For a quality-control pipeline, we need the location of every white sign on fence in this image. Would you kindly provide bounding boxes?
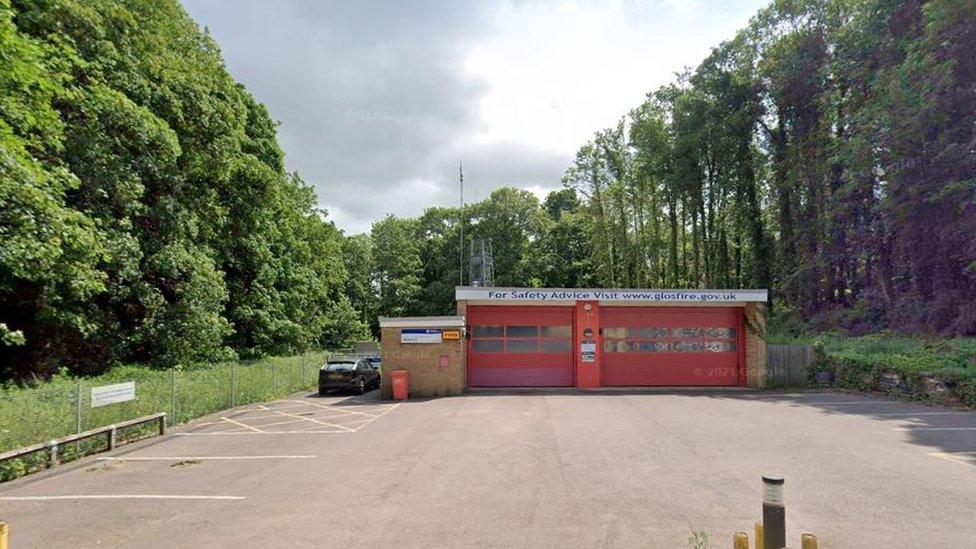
[91,381,136,408]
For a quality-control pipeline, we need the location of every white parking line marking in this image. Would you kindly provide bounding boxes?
[353,402,403,431]
[280,399,387,418]
[97,455,315,461]
[174,431,351,435]
[0,495,245,501]
[220,416,264,433]
[258,406,356,432]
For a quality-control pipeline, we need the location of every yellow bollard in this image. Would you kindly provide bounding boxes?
[733,532,749,549]
[754,522,764,549]
[0,522,9,549]
[801,533,818,549]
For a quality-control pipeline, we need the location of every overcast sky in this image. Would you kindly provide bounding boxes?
[182,0,767,235]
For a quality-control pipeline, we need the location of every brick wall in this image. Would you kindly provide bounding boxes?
[744,302,768,388]
[380,327,465,398]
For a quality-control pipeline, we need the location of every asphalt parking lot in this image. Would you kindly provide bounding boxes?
[1,389,975,548]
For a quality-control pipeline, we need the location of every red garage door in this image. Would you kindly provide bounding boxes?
[601,307,742,386]
[468,306,574,387]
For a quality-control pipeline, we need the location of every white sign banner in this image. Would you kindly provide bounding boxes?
[91,382,136,408]
[456,287,767,303]
[401,329,443,344]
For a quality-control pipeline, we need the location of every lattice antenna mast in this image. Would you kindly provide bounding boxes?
[469,238,495,287]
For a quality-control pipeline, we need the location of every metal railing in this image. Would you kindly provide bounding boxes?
[0,413,165,469]
[0,351,331,481]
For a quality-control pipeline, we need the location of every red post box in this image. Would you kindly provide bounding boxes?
[391,370,409,400]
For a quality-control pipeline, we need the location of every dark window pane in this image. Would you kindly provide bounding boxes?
[638,327,669,339]
[506,339,537,353]
[603,327,628,339]
[540,339,571,353]
[473,325,503,338]
[506,325,538,338]
[673,340,704,352]
[540,325,571,338]
[704,341,737,352]
[672,327,702,339]
[704,327,736,339]
[472,340,503,352]
[639,341,669,352]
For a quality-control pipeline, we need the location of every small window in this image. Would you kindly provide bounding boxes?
[506,326,538,338]
[540,325,571,338]
[506,339,537,353]
[604,340,636,353]
[672,327,702,339]
[638,327,669,339]
[704,327,736,339]
[473,325,503,338]
[639,341,669,352]
[673,340,704,352]
[603,327,629,339]
[473,340,503,352]
[704,341,737,352]
[540,339,571,353]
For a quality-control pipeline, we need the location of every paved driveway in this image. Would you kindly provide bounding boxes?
[1,390,975,548]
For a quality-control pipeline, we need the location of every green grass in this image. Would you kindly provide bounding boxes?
[0,351,330,481]
[767,329,976,380]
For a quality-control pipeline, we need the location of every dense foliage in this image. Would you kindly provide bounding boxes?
[0,0,366,380]
[3,0,973,380]
[369,0,976,337]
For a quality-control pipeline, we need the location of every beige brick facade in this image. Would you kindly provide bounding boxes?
[380,326,466,398]
[744,302,768,388]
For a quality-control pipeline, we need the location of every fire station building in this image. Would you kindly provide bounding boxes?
[379,287,768,398]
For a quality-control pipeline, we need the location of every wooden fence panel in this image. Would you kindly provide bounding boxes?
[766,344,815,387]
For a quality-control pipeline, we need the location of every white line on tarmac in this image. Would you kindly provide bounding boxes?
[260,406,356,432]
[97,455,315,461]
[280,399,385,418]
[352,402,403,431]
[174,430,351,436]
[0,495,245,501]
[220,416,264,433]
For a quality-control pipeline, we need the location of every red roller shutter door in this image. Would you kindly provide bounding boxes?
[602,307,742,386]
[468,306,574,387]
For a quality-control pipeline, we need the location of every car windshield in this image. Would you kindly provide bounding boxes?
[324,361,357,371]
[366,358,381,365]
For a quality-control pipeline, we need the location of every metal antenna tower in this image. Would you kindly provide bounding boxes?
[469,238,495,287]
[458,159,464,286]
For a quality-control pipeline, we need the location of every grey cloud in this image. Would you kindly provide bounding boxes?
[183,0,537,233]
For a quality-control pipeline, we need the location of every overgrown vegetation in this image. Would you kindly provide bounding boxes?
[0,351,328,481]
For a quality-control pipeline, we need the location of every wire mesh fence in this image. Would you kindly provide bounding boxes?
[0,350,334,480]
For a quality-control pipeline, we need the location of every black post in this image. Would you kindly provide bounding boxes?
[762,475,785,549]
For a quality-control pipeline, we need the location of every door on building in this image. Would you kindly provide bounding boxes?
[467,306,574,387]
[601,307,742,386]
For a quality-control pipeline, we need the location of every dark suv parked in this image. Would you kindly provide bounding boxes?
[318,358,380,395]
